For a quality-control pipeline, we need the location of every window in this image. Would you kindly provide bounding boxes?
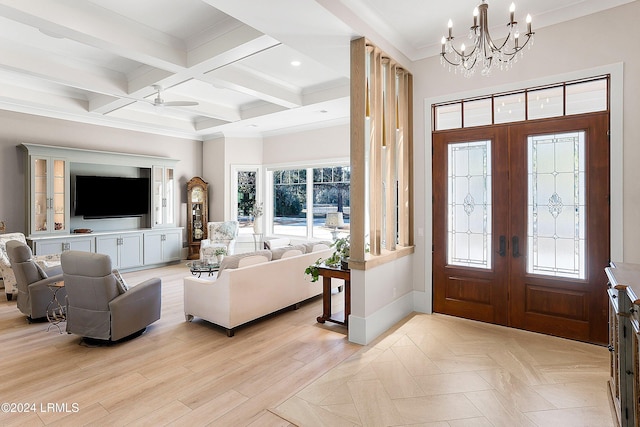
[269,165,350,239]
[273,169,307,237]
[313,167,350,239]
[433,75,609,130]
[232,166,260,235]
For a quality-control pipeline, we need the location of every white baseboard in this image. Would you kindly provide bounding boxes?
[348,291,414,345]
[413,290,432,314]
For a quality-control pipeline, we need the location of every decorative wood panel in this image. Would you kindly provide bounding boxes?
[445,276,492,305]
[524,285,588,320]
[350,37,414,269]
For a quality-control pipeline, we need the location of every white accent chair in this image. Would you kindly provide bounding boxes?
[200,221,239,262]
[0,232,60,301]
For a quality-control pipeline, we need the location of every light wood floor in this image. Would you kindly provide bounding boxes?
[275,313,614,427]
[0,263,614,426]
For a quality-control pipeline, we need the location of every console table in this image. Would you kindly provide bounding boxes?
[606,262,640,427]
[316,265,350,327]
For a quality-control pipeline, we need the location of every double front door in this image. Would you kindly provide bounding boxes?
[432,113,610,344]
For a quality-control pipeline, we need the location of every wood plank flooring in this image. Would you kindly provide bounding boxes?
[0,262,614,426]
[0,263,359,426]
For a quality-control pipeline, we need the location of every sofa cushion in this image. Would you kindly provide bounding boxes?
[270,244,307,260]
[280,249,303,259]
[238,255,270,267]
[219,250,273,273]
[303,241,333,253]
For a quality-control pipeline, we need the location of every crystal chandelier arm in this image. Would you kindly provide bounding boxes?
[493,31,534,62]
[441,41,478,68]
[441,52,476,68]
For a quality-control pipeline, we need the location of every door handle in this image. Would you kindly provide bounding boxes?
[512,236,520,258]
[498,235,506,257]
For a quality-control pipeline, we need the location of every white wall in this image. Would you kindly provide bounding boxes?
[0,110,202,239]
[202,136,226,221]
[410,2,640,313]
[203,135,263,224]
[263,124,349,165]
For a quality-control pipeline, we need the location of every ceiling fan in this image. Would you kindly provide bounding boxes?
[149,85,199,107]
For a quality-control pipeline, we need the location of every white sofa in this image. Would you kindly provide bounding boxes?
[184,243,333,336]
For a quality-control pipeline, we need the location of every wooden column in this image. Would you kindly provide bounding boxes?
[350,37,414,269]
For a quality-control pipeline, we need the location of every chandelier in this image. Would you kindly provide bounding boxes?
[441,1,534,77]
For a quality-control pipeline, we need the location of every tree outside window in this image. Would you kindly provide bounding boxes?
[236,170,256,234]
[273,169,307,236]
[270,165,350,239]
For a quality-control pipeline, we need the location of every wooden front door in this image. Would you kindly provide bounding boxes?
[433,112,610,344]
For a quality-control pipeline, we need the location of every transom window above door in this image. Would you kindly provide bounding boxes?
[434,76,608,131]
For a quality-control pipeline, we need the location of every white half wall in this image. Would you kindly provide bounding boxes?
[349,253,414,345]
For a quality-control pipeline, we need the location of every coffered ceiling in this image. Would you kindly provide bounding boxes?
[0,0,631,140]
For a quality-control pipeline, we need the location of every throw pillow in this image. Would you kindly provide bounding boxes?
[34,262,48,279]
[218,250,273,273]
[112,269,129,294]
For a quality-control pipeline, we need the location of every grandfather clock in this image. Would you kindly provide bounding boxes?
[186,177,208,260]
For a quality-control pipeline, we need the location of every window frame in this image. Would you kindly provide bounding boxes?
[265,159,350,240]
[230,164,261,235]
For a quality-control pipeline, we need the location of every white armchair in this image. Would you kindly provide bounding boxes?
[0,232,61,301]
[200,221,239,262]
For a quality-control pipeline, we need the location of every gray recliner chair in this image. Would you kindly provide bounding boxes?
[61,251,161,341]
[6,240,64,320]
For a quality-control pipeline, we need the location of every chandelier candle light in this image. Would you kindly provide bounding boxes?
[441,0,533,77]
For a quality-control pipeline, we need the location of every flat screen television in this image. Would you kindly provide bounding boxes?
[74,175,150,218]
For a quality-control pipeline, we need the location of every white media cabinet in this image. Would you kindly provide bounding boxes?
[29,228,182,270]
[22,143,183,270]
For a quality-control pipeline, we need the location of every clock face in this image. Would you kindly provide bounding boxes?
[191,186,204,203]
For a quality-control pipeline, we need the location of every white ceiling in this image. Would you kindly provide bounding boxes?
[0,0,631,141]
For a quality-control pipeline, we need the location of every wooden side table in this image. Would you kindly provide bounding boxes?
[316,265,350,327]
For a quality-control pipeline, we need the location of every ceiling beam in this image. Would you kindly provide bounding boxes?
[203,66,302,108]
[0,0,187,71]
[0,39,127,95]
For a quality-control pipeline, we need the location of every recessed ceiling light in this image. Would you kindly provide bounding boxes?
[291,60,301,67]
